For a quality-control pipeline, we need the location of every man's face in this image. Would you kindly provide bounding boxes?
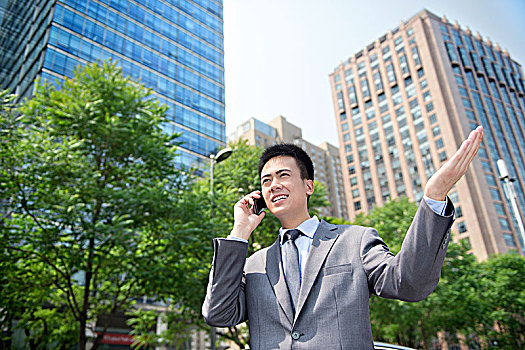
[260,156,314,225]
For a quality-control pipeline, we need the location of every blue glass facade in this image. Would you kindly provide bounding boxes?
[0,0,225,169]
[441,23,525,252]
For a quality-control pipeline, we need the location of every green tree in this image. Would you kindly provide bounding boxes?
[0,62,204,349]
[478,253,525,349]
[348,198,485,349]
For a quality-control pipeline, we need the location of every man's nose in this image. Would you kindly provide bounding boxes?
[270,177,282,191]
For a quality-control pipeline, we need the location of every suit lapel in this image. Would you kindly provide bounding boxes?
[294,220,340,321]
[265,239,294,324]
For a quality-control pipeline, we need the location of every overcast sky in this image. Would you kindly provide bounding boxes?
[222,0,525,146]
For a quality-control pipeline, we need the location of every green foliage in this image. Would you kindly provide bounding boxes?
[477,253,525,348]
[0,62,205,349]
[354,197,525,349]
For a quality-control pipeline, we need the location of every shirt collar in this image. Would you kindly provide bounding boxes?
[279,216,320,243]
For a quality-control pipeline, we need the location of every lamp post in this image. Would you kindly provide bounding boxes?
[208,147,233,350]
[497,159,525,255]
[210,147,233,196]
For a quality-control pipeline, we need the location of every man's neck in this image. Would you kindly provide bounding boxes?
[279,213,312,229]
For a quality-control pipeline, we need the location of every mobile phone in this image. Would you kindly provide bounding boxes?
[253,194,267,215]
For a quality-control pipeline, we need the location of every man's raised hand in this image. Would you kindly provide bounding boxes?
[425,126,483,201]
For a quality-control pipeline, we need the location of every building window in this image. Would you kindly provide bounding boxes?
[352,189,359,197]
[374,71,383,91]
[426,102,434,112]
[392,92,402,106]
[481,160,492,173]
[490,188,501,201]
[337,91,345,109]
[354,201,362,211]
[399,54,409,75]
[361,78,370,98]
[499,218,511,231]
[445,42,458,63]
[503,234,516,247]
[394,36,403,46]
[485,174,496,187]
[429,113,437,124]
[457,222,467,233]
[439,151,447,162]
[412,46,421,66]
[455,206,463,218]
[420,79,428,90]
[340,112,347,121]
[350,177,358,186]
[494,203,505,216]
[435,138,444,149]
[386,63,396,83]
[343,133,351,142]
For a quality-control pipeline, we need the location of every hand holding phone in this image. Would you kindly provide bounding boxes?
[253,193,267,215]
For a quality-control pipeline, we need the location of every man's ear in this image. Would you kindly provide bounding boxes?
[305,179,314,196]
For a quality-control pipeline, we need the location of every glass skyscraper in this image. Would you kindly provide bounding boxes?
[0,0,225,169]
[330,9,525,259]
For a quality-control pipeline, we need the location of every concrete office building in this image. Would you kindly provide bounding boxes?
[329,9,525,259]
[0,0,225,169]
[229,115,348,220]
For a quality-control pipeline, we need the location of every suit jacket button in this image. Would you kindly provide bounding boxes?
[291,331,301,340]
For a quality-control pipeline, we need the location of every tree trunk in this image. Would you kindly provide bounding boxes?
[78,236,95,350]
[78,316,87,350]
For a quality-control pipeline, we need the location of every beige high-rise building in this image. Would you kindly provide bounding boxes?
[229,115,348,220]
[329,9,525,259]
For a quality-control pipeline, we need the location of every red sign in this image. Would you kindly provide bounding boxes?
[99,332,134,345]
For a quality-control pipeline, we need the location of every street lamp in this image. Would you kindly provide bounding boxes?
[210,147,233,196]
[497,159,525,255]
[209,147,233,350]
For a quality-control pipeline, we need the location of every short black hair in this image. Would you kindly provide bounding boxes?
[258,143,314,181]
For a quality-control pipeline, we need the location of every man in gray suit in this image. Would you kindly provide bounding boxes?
[203,126,483,349]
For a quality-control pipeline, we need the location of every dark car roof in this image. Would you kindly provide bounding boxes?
[374,341,417,350]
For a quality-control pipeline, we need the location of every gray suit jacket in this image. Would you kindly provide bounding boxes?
[202,199,454,349]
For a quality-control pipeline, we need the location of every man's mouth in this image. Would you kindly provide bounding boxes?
[271,194,289,203]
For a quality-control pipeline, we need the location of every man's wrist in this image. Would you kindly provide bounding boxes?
[423,195,448,216]
[424,190,446,201]
[230,226,252,241]
[226,235,248,243]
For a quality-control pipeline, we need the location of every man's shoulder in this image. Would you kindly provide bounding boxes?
[319,220,370,236]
